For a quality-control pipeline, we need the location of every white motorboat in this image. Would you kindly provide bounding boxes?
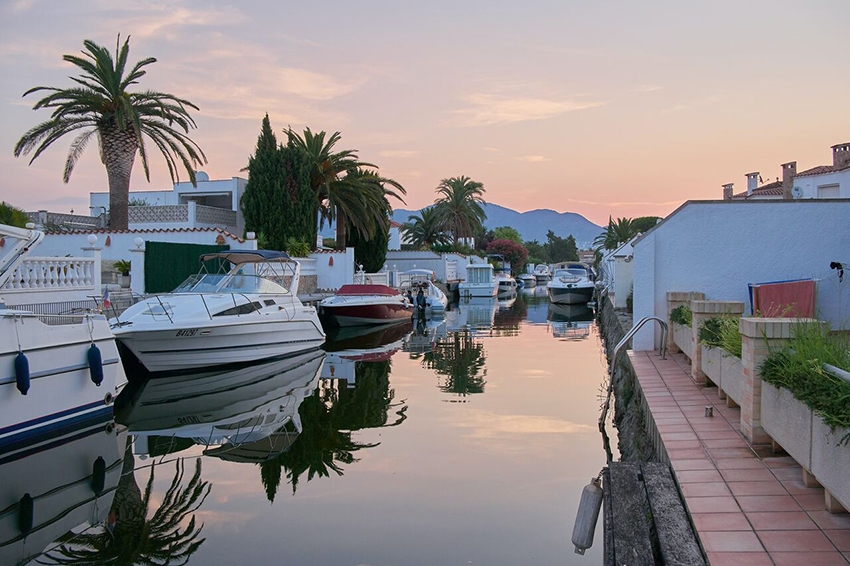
[120,350,324,461]
[532,264,552,283]
[0,413,125,566]
[516,272,537,288]
[319,284,412,326]
[399,270,448,316]
[111,250,325,374]
[0,223,127,455]
[458,263,498,299]
[547,262,596,305]
[494,267,518,295]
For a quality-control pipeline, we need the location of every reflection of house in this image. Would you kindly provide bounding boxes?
[722,142,850,201]
[89,171,246,234]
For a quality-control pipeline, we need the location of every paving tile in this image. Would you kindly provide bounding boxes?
[738,495,803,512]
[667,448,710,460]
[665,440,702,450]
[745,511,819,530]
[825,529,850,552]
[662,432,700,441]
[696,429,746,440]
[758,529,836,552]
[764,456,801,468]
[703,438,751,449]
[781,479,821,495]
[701,530,765,552]
[794,493,827,511]
[729,481,790,497]
[687,496,742,513]
[808,511,850,531]
[692,512,753,532]
[770,552,850,566]
[715,458,768,470]
[709,447,758,459]
[672,458,717,471]
[657,424,696,433]
[681,482,733,497]
[720,468,777,482]
[705,551,774,565]
[691,421,735,431]
[677,469,724,483]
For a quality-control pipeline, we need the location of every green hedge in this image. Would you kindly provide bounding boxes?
[670,305,692,327]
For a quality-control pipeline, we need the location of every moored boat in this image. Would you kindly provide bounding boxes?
[517,272,537,288]
[458,263,498,299]
[111,250,325,374]
[547,262,595,305]
[320,284,412,327]
[533,264,552,283]
[398,269,448,316]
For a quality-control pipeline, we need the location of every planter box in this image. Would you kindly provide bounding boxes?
[672,323,693,360]
[720,353,743,406]
[761,382,813,470]
[811,419,850,511]
[701,345,721,386]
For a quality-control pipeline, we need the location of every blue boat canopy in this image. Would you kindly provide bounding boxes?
[199,250,292,264]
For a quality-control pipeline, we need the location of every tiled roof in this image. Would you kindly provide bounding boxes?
[796,163,850,177]
[389,219,402,228]
[732,181,783,199]
[44,226,246,243]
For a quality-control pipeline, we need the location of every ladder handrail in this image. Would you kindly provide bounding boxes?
[598,316,668,461]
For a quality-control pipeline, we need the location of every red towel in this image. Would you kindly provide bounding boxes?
[753,280,816,318]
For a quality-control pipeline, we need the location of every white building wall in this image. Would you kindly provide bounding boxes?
[310,249,355,291]
[388,226,401,251]
[613,257,634,309]
[793,169,850,199]
[384,251,472,282]
[632,200,850,350]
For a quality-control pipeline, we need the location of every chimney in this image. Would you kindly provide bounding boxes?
[833,142,850,168]
[781,161,796,200]
[745,172,759,196]
[722,183,734,201]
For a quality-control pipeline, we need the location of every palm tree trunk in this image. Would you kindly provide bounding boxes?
[99,124,138,231]
[335,212,347,250]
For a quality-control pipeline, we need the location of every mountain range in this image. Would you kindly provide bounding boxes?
[391,203,603,248]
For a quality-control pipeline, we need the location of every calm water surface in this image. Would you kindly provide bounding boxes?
[8,289,615,565]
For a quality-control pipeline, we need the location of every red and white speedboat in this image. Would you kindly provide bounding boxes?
[319,284,412,326]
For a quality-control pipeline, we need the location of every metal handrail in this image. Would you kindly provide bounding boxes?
[598,316,669,461]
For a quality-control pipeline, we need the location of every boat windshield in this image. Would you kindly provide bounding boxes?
[173,261,293,295]
[554,268,588,278]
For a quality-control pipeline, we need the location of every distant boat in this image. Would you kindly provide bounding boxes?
[533,264,552,282]
[494,267,518,295]
[517,272,537,288]
[111,250,325,374]
[320,284,412,327]
[547,262,595,305]
[458,263,498,299]
[398,269,448,316]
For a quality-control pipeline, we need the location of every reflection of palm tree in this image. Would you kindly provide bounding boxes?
[260,360,407,501]
[45,443,210,565]
[494,293,528,336]
[424,329,487,396]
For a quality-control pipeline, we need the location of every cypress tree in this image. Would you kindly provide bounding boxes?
[348,213,390,273]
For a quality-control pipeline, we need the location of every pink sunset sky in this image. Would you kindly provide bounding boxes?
[0,0,847,226]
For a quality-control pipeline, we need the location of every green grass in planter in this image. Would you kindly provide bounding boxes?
[760,324,850,444]
[670,305,692,327]
[699,316,742,358]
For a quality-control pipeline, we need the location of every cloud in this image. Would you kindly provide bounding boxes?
[95,3,248,39]
[448,410,594,439]
[482,146,501,153]
[634,84,662,93]
[378,150,419,158]
[517,155,550,163]
[565,197,683,207]
[449,93,604,127]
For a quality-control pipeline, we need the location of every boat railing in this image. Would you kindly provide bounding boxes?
[2,309,106,327]
[598,316,668,462]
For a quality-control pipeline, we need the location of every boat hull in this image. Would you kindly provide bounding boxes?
[458,282,499,298]
[0,313,126,456]
[547,284,595,305]
[114,315,325,373]
[322,302,412,326]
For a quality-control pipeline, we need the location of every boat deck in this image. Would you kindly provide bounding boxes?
[628,350,850,565]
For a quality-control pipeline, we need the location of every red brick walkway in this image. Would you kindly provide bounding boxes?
[628,350,850,565]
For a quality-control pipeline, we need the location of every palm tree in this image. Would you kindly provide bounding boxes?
[401,207,451,250]
[14,36,206,230]
[433,176,486,246]
[285,128,405,249]
[593,217,637,252]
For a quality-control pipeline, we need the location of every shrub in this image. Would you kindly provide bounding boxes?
[699,316,742,357]
[113,259,131,276]
[670,305,692,327]
[760,323,850,442]
[284,237,311,257]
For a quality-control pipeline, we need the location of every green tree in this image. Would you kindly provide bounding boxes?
[348,212,390,272]
[401,207,451,250]
[632,216,661,233]
[0,201,29,228]
[14,36,205,230]
[545,230,579,263]
[592,217,637,251]
[493,226,522,245]
[523,239,549,265]
[433,176,486,246]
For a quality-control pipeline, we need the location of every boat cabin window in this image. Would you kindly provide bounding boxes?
[213,301,263,317]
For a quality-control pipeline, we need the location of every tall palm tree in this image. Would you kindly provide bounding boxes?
[14,36,206,230]
[433,176,486,246]
[593,217,637,252]
[285,128,405,249]
[401,207,451,250]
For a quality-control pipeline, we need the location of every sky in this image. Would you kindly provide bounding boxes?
[0,0,848,226]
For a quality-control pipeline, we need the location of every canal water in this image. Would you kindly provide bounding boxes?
[6,289,615,565]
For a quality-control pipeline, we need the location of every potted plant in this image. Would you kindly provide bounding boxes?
[114,259,131,288]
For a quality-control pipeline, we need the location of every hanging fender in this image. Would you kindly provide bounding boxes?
[15,352,30,395]
[18,493,33,535]
[91,456,106,495]
[88,344,103,386]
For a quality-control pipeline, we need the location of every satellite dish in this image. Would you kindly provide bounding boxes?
[791,186,803,199]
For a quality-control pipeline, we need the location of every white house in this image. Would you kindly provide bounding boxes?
[631,199,850,351]
[722,142,850,201]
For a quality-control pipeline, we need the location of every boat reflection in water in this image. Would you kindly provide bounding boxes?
[547,302,595,340]
[445,297,498,333]
[0,413,124,566]
[117,350,325,463]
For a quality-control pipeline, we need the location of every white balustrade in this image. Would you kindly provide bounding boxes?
[1,256,95,292]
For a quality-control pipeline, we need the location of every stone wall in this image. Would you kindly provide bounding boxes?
[597,294,657,462]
